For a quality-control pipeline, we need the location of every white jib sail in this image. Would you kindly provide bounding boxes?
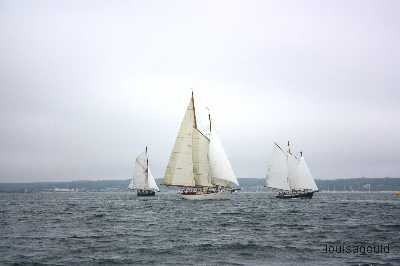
[147,167,160,191]
[289,156,318,191]
[266,143,290,191]
[163,99,196,186]
[209,129,238,187]
[133,151,148,190]
[192,128,211,186]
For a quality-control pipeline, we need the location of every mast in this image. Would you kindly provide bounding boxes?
[208,108,212,132]
[191,90,198,129]
[209,114,212,132]
[144,146,160,192]
[164,91,236,189]
[192,95,211,187]
[145,146,149,187]
[287,141,291,190]
[285,144,318,192]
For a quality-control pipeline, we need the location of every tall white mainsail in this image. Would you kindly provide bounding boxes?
[266,143,290,191]
[133,151,148,189]
[209,126,238,188]
[163,97,196,187]
[130,148,159,191]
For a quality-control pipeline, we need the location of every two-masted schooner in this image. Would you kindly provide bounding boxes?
[265,141,318,199]
[128,146,160,196]
[162,92,239,200]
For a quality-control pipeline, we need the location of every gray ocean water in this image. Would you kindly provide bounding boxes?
[0,192,399,265]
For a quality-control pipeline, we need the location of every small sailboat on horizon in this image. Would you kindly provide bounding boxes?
[265,141,318,199]
[162,91,240,200]
[129,146,160,196]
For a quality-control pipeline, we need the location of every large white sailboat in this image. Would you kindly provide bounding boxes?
[162,92,239,200]
[266,141,318,199]
[129,146,160,196]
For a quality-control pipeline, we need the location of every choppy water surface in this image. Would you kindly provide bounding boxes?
[0,192,399,265]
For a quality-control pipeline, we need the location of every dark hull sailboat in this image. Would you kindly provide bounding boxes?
[129,147,160,197]
[137,189,156,197]
[276,191,315,199]
[266,142,319,200]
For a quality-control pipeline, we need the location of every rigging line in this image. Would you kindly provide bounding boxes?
[274,142,286,155]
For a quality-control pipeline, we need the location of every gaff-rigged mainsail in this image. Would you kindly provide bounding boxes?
[265,143,290,191]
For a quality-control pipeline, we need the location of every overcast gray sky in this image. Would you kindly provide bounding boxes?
[1,0,399,182]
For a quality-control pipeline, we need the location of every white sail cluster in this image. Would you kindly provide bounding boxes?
[129,149,159,191]
[163,94,238,188]
[266,143,318,192]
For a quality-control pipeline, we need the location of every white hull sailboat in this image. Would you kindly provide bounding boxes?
[266,141,318,199]
[128,146,160,197]
[181,190,232,200]
[162,91,239,200]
